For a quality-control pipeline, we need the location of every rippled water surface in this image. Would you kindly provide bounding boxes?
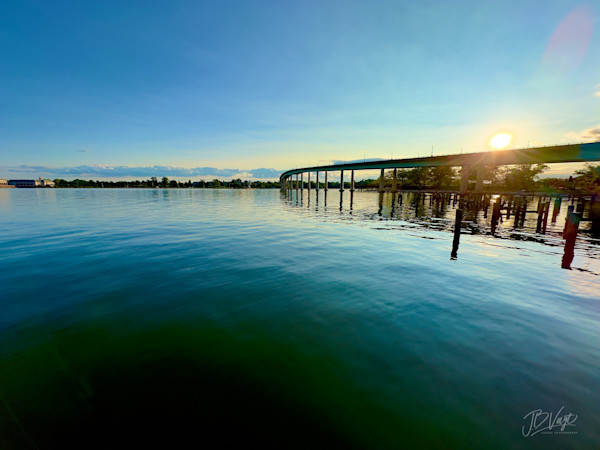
[1,189,599,449]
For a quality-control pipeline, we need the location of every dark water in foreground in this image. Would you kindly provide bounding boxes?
[1,189,599,449]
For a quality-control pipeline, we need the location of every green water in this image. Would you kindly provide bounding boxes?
[1,189,598,448]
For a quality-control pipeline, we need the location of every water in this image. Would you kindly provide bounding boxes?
[1,188,598,449]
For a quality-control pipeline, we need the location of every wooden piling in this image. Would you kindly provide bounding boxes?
[519,199,527,227]
[552,196,562,222]
[590,195,600,235]
[563,205,574,234]
[542,202,550,234]
[491,198,501,234]
[451,208,463,259]
[562,211,581,269]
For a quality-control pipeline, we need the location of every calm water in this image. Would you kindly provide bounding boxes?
[1,189,599,449]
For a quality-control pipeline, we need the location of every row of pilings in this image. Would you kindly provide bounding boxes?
[449,192,599,267]
[283,185,600,268]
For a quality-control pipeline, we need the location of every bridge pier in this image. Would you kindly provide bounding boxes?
[308,172,311,193]
[378,168,385,193]
[316,171,319,191]
[350,170,355,192]
[300,173,304,192]
[324,172,328,191]
[295,174,298,191]
[475,166,484,192]
[460,166,470,193]
[391,168,398,193]
[340,170,344,192]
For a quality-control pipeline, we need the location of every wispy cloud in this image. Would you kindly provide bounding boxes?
[77,149,92,153]
[331,158,385,165]
[6,165,282,180]
[565,124,600,143]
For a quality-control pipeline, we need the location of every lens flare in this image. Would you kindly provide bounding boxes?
[489,133,512,150]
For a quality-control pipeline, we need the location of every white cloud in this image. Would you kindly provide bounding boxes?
[565,124,600,143]
[5,164,282,180]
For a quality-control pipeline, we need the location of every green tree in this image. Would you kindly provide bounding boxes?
[502,164,548,191]
[429,166,457,189]
[405,167,430,188]
[574,163,600,191]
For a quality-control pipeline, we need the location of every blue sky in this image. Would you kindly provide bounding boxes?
[1,0,598,180]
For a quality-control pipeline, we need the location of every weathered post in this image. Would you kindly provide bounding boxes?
[513,198,521,228]
[324,172,328,191]
[562,211,581,269]
[552,196,562,222]
[536,201,544,234]
[542,202,550,234]
[520,198,528,227]
[350,170,355,192]
[590,195,600,235]
[491,198,501,234]
[563,205,574,234]
[451,208,463,259]
[339,170,344,192]
[307,172,311,193]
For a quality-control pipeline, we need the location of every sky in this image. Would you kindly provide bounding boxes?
[1,0,599,180]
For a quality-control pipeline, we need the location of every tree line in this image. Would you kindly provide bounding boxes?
[349,163,599,193]
[52,177,281,189]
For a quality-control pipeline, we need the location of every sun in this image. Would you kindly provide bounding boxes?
[489,133,512,150]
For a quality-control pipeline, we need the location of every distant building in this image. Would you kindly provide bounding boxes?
[0,179,15,188]
[40,178,55,187]
[8,177,55,188]
[8,179,37,188]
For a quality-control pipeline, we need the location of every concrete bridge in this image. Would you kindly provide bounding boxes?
[280,142,600,193]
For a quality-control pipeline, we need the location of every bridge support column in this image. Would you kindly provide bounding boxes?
[475,166,484,192]
[378,168,385,193]
[316,171,319,191]
[460,166,471,193]
[325,172,328,191]
[392,168,398,193]
[350,170,355,191]
[295,174,298,191]
[308,172,311,193]
[300,173,304,191]
[339,170,344,192]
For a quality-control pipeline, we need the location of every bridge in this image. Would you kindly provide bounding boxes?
[280,142,600,193]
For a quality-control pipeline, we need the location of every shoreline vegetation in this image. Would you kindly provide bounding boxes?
[48,164,600,195]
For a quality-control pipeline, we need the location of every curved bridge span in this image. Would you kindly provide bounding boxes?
[280,142,600,193]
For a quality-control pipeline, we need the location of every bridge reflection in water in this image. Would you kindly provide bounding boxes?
[282,189,600,271]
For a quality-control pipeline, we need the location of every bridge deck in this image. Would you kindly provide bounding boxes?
[280,142,600,180]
